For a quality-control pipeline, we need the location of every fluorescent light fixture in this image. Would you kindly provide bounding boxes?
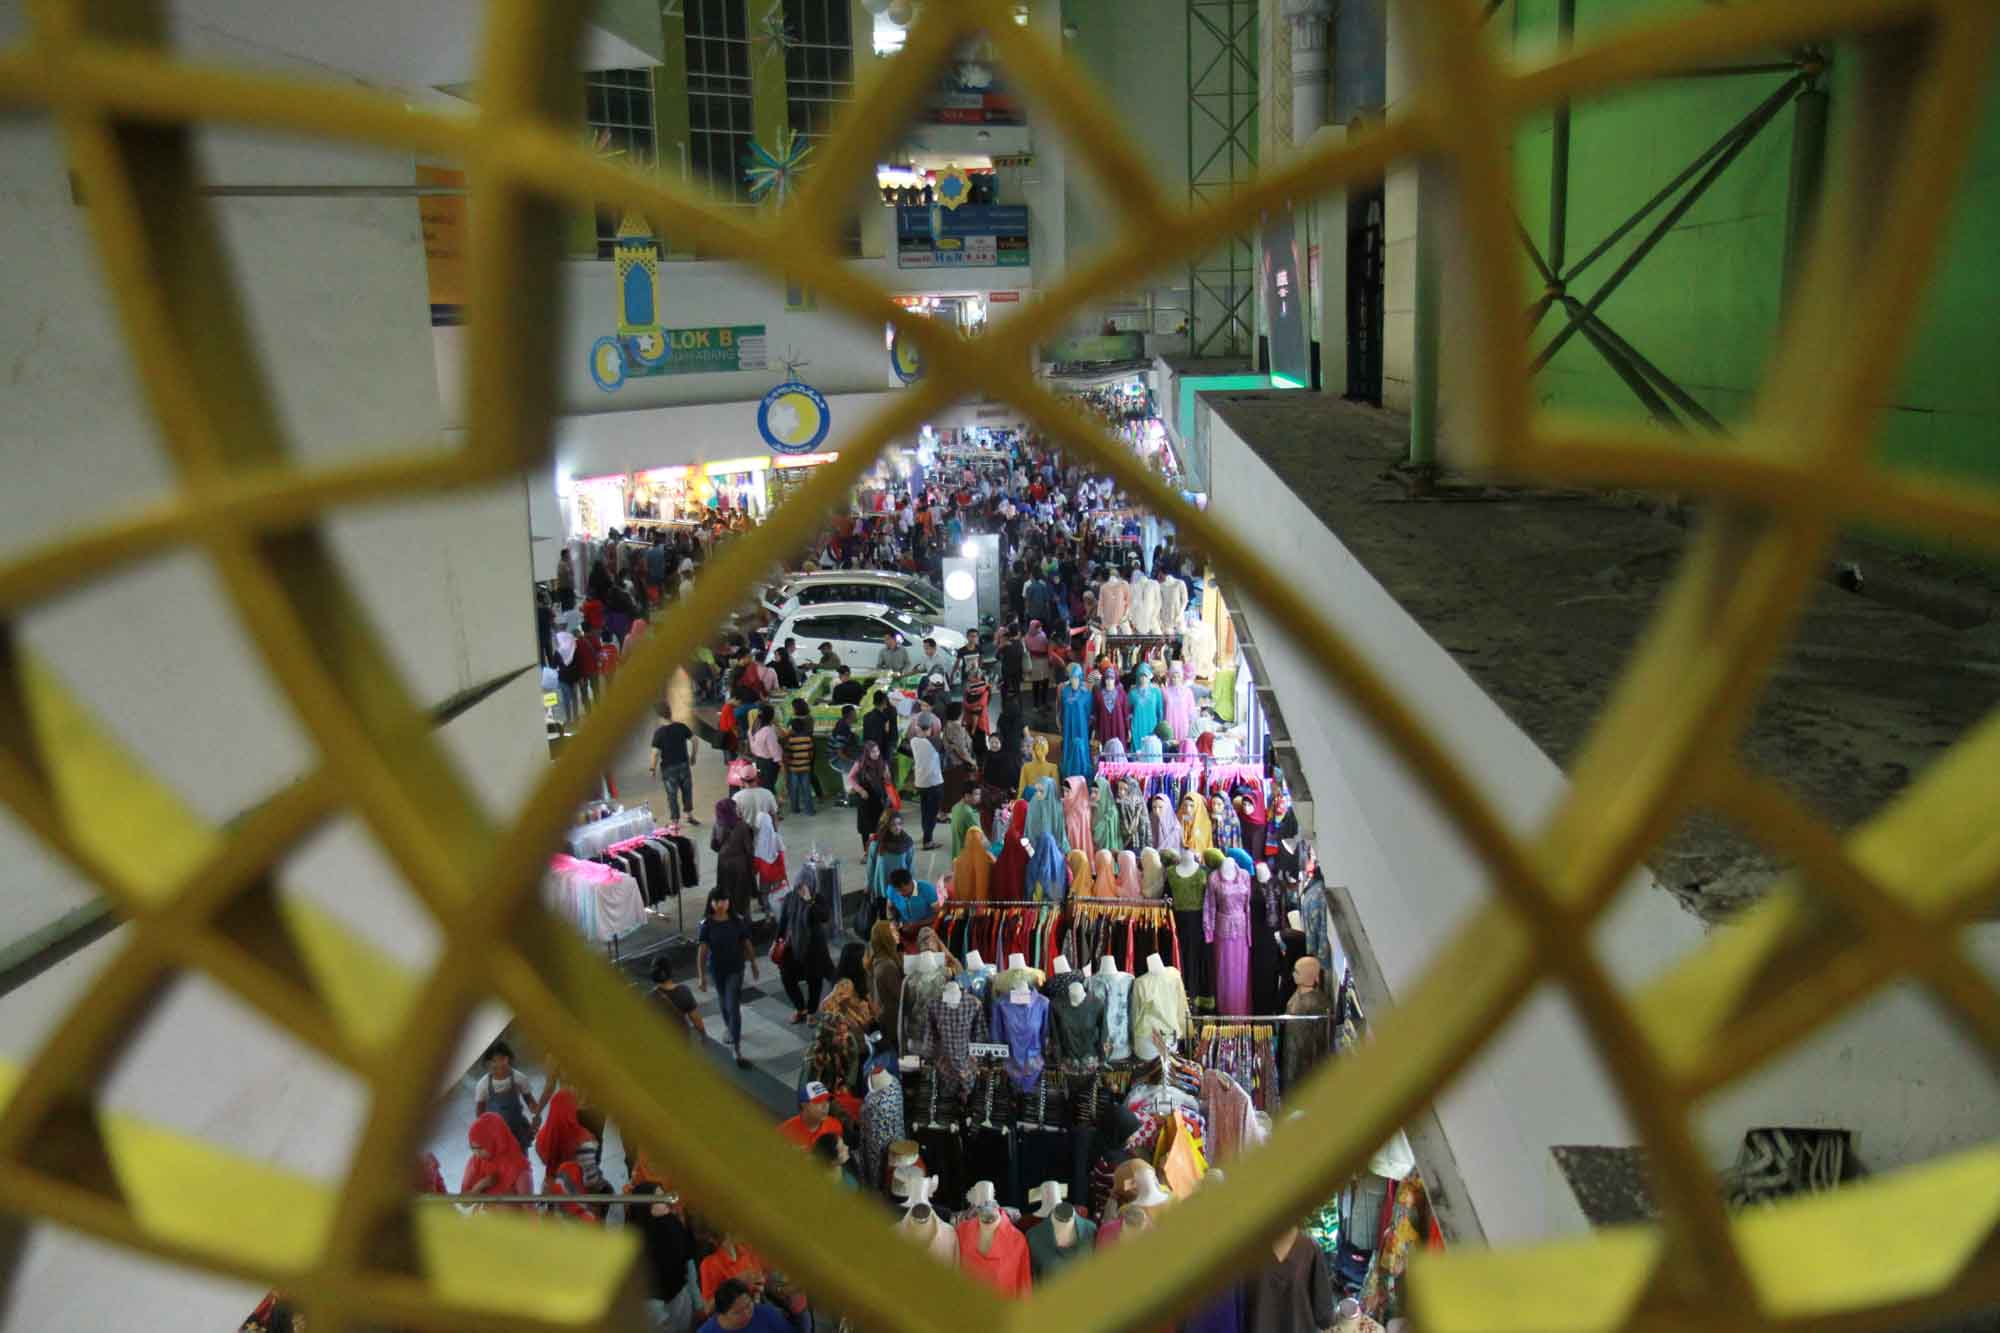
[945,570,977,601]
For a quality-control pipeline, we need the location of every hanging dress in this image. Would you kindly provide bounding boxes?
[1059,676,1094,779]
[1162,665,1199,745]
[1127,663,1165,750]
[1205,861,1253,1018]
[1092,680,1131,749]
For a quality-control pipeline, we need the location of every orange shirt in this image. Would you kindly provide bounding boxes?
[776,1114,843,1150]
[699,1244,767,1306]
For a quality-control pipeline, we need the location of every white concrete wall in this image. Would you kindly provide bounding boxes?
[0,5,547,1323]
[433,258,1037,425]
[1207,413,2000,1244]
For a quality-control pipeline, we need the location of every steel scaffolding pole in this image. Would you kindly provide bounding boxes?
[1187,0,1259,358]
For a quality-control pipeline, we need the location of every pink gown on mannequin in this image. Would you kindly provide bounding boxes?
[1204,861,1253,1017]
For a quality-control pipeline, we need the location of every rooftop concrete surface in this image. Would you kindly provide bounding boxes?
[1203,391,2000,920]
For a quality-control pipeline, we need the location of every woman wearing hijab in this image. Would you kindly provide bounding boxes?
[1023,619,1052,710]
[535,1089,608,1214]
[864,920,905,1047]
[866,809,916,920]
[808,980,876,1095]
[1235,782,1270,862]
[1059,775,1097,862]
[1083,1103,1144,1218]
[848,741,892,856]
[954,824,995,904]
[713,801,759,921]
[462,1112,534,1208]
[752,811,787,909]
[779,867,834,1024]
[940,701,977,810]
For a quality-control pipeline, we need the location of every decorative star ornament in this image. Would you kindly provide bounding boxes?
[933,164,973,211]
[754,2,797,64]
[743,126,814,207]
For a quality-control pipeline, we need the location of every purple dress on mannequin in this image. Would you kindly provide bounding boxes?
[1205,862,1253,1017]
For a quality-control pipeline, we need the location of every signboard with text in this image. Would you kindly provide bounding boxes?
[896,205,1030,269]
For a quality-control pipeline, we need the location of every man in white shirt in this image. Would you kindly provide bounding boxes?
[909,730,945,850]
[914,636,955,685]
[732,781,779,828]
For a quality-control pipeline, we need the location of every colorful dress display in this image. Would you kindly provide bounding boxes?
[1205,860,1253,1017]
[1059,672,1094,778]
[1092,674,1131,748]
[990,988,1052,1091]
[1162,663,1198,745]
[1127,663,1164,750]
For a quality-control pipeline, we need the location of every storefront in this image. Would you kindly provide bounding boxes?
[563,472,630,541]
[766,451,840,510]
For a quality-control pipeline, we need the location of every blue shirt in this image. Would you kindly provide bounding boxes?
[887,879,938,924]
[698,1307,793,1333]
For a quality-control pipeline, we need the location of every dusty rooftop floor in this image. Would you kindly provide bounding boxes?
[1206,392,2000,920]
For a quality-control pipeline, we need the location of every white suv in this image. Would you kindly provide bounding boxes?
[772,601,967,672]
[762,570,945,620]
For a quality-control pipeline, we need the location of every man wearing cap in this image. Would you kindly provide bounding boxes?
[776,1082,845,1150]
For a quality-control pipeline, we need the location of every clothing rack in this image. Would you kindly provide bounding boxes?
[567,805,655,858]
[938,896,1170,910]
[1191,1012,1336,1025]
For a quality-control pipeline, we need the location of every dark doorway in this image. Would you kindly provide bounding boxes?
[1346,184,1385,406]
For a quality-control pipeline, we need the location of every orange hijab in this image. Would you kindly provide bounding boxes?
[954,825,994,903]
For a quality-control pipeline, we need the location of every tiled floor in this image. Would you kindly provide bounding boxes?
[425,718,875,1192]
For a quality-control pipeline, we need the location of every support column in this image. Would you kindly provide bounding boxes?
[1546,0,1576,277]
[1410,177,1441,471]
[1781,55,1830,311]
[1284,0,1335,146]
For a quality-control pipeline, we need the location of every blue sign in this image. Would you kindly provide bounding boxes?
[896,204,1030,269]
[890,330,925,384]
[757,381,832,455]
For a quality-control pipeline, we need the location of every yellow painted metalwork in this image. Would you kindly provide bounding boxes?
[0,0,1994,1329]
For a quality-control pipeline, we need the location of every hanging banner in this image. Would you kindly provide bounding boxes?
[416,165,466,326]
[758,381,832,455]
[586,215,769,391]
[896,204,1030,269]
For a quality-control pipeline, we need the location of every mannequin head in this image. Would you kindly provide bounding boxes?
[1168,662,1184,687]
[1333,1298,1367,1330]
[1255,862,1272,883]
[1177,847,1198,872]
[869,1068,896,1093]
[1145,951,1167,975]
[1209,793,1227,822]
[1294,955,1323,991]
[1068,662,1084,684]
[1137,661,1153,684]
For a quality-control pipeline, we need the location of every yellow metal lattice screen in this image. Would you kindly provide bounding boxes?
[0,0,1997,1330]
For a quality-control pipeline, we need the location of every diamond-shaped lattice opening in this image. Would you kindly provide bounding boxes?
[0,0,1996,1329]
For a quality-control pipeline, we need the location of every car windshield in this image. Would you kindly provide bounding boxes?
[881,608,932,636]
[905,576,942,604]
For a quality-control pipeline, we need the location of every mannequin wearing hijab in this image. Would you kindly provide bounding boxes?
[1062,776,1095,860]
[1117,778,1152,852]
[1091,668,1131,749]
[1116,849,1143,899]
[1140,846,1166,898]
[1179,792,1214,855]
[1126,662,1165,750]
[1058,662,1094,779]
[1150,794,1184,854]
[1090,775,1122,854]
[1025,777,1067,852]
[991,800,1032,899]
[1161,662,1198,745]
[1018,735,1059,795]
[1091,849,1121,898]
[1209,793,1242,852]
[954,825,995,903]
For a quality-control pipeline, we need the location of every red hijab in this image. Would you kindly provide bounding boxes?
[535,1088,594,1171]
[463,1112,532,1196]
[990,800,1032,900]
